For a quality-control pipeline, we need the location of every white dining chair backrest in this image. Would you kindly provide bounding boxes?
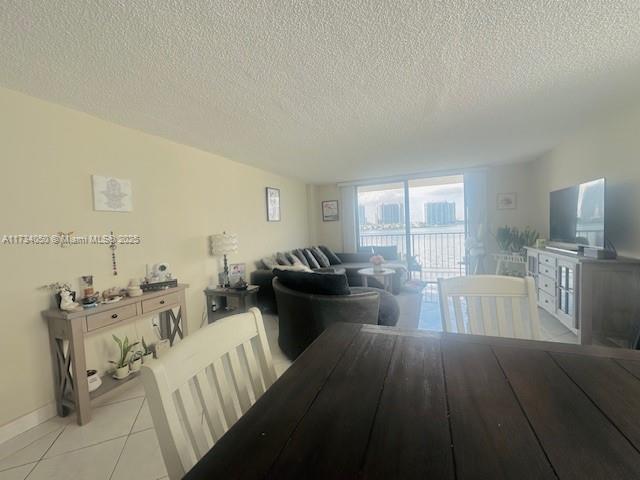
[140,307,277,480]
[438,275,541,340]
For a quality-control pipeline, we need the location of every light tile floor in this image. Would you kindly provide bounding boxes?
[0,302,578,480]
[0,313,290,480]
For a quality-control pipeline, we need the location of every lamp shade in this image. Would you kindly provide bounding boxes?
[209,232,238,256]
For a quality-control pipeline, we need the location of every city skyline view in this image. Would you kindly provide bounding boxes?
[357,179,465,226]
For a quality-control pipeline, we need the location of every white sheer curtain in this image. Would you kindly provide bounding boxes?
[463,169,488,274]
[339,185,357,253]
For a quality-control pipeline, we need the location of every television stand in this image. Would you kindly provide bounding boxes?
[525,247,640,347]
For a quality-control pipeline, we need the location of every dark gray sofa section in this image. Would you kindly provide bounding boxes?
[273,278,398,360]
[250,251,407,313]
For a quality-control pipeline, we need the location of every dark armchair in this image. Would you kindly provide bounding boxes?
[273,278,381,360]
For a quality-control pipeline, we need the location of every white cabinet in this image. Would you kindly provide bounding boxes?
[526,247,640,346]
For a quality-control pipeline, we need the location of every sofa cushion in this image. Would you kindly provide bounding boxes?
[271,264,312,273]
[303,249,321,269]
[286,252,303,266]
[276,252,292,265]
[261,255,278,270]
[292,249,310,267]
[310,246,331,268]
[319,245,342,265]
[274,269,350,296]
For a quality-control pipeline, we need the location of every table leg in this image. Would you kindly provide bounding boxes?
[363,276,368,288]
[69,318,91,425]
[47,324,65,417]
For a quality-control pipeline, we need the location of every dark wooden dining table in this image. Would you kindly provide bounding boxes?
[184,322,640,480]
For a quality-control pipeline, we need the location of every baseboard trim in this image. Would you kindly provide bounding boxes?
[0,403,57,445]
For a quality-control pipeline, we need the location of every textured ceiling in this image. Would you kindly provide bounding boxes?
[2,1,640,183]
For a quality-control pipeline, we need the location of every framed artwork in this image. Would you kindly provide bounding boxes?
[497,192,517,210]
[322,200,339,221]
[266,187,281,222]
[92,175,132,212]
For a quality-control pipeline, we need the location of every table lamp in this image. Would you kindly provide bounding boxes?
[209,232,239,287]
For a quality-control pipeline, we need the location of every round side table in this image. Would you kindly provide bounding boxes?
[357,267,395,292]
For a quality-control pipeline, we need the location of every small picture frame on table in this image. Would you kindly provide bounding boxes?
[322,200,339,221]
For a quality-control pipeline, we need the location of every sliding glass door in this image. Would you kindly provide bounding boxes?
[356,175,466,282]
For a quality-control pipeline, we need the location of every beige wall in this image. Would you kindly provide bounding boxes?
[0,87,309,427]
[307,184,343,252]
[529,104,640,258]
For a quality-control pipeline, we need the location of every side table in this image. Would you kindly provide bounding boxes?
[357,267,395,292]
[204,285,260,323]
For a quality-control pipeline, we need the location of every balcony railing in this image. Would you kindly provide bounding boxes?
[359,231,466,283]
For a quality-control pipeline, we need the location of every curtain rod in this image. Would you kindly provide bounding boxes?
[336,166,487,188]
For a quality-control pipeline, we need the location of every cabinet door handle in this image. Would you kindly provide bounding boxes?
[159,300,165,305]
[111,313,118,319]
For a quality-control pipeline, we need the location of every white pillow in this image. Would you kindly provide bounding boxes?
[272,264,312,272]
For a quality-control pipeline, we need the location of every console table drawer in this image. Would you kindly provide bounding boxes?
[86,304,138,331]
[539,263,555,279]
[539,276,556,296]
[142,292,179,313]
[538,289,555,314]
[539,254,557,268]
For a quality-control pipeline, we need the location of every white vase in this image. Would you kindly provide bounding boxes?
[113,366,129,380]
[373,264,383,273]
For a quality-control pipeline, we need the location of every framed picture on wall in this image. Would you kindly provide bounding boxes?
[322,200,339,221]
[497,192,517,210]
[266,187,281,221]
[92,175,133,212]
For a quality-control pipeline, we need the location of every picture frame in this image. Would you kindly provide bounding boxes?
[92,175,133,212]
[322,200,339,221]
[266,187,281,222]
[497,192,517,210]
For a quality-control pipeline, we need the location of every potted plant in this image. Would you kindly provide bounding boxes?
[109,335,139,380]
[141,337,153,364]
[129,351,143,373]
[495,226,539,255]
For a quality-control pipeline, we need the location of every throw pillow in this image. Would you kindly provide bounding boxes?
[303,248,321,269]
[274,269,350,295]
[261,255,278,270]
[310,246,331,268]
[271,264,312,273]
[292,249,310,267]
[319,245,342,265]
[286,252,303,266]
[276,252,292,266]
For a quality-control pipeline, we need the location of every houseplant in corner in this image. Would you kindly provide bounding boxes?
[109,334,139,380]
[141,337,153,364]
[129,350,143,373]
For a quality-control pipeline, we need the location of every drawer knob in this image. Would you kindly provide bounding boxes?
[111,313,118,319]
[160,300,165,305]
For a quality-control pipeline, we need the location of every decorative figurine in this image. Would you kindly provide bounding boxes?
[59,289,80,311]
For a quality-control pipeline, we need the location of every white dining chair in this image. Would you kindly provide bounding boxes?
[140,307,277,480]
[438,275,541,340]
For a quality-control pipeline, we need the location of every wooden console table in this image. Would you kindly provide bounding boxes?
[42,284,189,425]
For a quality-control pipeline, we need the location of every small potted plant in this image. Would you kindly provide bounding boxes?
[370,254,385,272]
[141,337,153,364]
[109,335,139,380]
[129,351,143,373]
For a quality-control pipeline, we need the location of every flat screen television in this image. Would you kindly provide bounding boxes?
[549,178,606,250]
